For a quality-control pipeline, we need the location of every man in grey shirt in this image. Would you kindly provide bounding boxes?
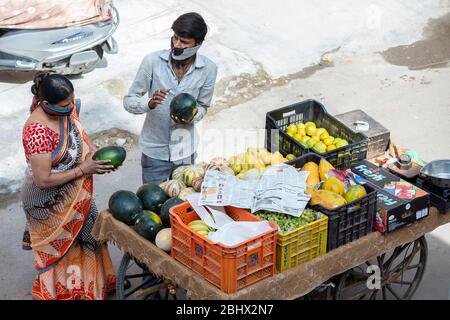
[123,12,217,185]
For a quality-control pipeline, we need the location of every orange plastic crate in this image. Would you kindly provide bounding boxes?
[169,202,278,294]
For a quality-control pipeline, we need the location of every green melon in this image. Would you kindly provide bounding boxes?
[170,93,198,122]
[159,197,184,227]
[134,210,164,242]
[108,190,143,225]
[93,146,126,168]
[136,184,169,214]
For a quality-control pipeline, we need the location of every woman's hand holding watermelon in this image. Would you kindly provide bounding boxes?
[78,152,115,175]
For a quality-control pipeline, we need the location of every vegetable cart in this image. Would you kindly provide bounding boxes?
[93,100,450,300]
[92,206,450,300]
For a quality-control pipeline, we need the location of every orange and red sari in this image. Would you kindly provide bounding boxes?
[21,99,115,300]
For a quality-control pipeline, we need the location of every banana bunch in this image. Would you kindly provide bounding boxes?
[187,220,216,237]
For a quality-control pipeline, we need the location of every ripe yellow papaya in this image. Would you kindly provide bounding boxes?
[301,161,320,189]
[318,158,334,181]
[322,176,345,196]
[344,185,367,203]
[310,190,347,209]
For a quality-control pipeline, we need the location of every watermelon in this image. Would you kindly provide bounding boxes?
[134,210,163,242]
[136,184,169,214]
[170,93,198,122]
[108,190,143,225]
[93,146,126,168]
[159,197,184,227]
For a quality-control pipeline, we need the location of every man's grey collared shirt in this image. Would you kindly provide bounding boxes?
[123,49,217,162]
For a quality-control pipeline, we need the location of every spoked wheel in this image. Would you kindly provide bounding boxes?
[334,236,428,300]
[116,253,180,300]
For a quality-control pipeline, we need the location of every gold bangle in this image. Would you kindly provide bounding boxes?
[78,166,85,176]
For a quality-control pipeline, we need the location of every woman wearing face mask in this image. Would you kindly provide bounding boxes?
[21,72,116,300]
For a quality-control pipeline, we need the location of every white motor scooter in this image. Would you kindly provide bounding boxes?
[0,3,119,75]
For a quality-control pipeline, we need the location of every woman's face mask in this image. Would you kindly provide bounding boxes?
[41,102,74,116]
[40,94,75,117]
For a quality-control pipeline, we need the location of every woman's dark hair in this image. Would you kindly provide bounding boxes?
[172,12,208,43]
[31,72,74,104]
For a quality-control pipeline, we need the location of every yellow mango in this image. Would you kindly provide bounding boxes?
[318,158,335,181]
[310,190,347,209]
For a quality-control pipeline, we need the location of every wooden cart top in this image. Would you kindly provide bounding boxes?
[93,207,449,300]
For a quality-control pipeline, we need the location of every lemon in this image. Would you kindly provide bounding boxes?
[335,139,349,149]
[301,136,311,144]
[320,131,330,140]
[297,127,306,136]
[297,123,306,131]
[293,133,303,141]
[316,128,326,136]
[286,154,296,161]
[305,121,316,129]
[307,138,319,148]
[286,124,297,135]
[313,141,327,153]
[287,131,294,137]
[323,136,334,146]
[326,144,337,151]
[306,126,318,136]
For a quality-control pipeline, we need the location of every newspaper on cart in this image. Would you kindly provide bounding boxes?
[198,164,311,217]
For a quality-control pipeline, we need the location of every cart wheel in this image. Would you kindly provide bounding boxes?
[116,253,168,300]
[334,236,427,300]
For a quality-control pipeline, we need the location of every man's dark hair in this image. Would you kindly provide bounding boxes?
[31,72,74,104]
[172,12,208,43]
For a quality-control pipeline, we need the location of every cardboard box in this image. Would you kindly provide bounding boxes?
[351,160,429,233]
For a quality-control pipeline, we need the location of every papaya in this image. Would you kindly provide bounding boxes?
[318,158,334,181]
[322,176,345,196]
[310,190,347,209]
[344,185,367,203]
[301,161,320,189]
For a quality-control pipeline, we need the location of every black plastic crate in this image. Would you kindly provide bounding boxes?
[288,153,377,251]
[266,99,369,169]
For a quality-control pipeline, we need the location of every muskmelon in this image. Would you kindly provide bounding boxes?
[182,165,205,187]
[136,184,169,214]
[161,179,186,197]
[155,228,172,252]
[108,190,143,225]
